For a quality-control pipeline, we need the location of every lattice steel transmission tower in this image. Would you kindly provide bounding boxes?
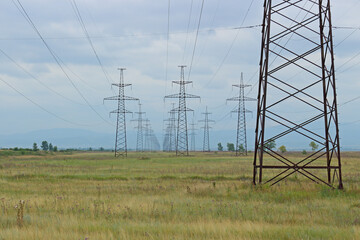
[253,0,343,188]
[165,66,200,156]
[189,119,197,152]
[163,124,171,151]
[104,68,138,157]
[143,119,150,151]
[199,107,214,152]
[143,120,160,151]
[132,102,145,152]
[227,73,255,156]
[163,103,177,152]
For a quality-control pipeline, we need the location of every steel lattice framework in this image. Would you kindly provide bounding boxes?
[199,107,214,152]
[253,0,343,188]
[104,68,138,157]
[189,119,197,152]
[144,119,150,151]
[165,66,200,156]
[163,103,177,152]
[227,73,255,156]
[132,103,145,152]
[144,120,160,151]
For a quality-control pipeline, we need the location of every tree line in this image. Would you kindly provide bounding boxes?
[32,141,57,152]
[216,140,319,153]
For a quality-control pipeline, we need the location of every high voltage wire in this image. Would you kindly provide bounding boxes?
[203,0,256,88]
[182,0,194,64]
[12,0,113,126]
[187,0,205,81]
[0,77,99,127]
[70,0,113,86]
[0,25,353,42]
[162,0,171,144]
[165,0,171,87]
[0,48,88,106]
[0,25,261,41]
[6,1,360,128]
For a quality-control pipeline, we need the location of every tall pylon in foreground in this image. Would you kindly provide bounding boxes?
[253,0,343,188]
[227,73,255,156]
[104,68,138,157]
[165,66,200,156]
[199,107,214,152]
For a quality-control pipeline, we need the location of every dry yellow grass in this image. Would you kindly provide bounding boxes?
[0,151,359,239]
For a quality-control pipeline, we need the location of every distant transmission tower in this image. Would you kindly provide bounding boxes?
[189,119,197,152]
[163,124,170,151]
[163,103,177,152]
[227,73,255,156]
[132,102,145,152]
[143,119,150,151]
[199,107,215,152]
[165,66,200,156]
[149,127,160,151]
[104,68,138,157]
[253,0,343,188]
[143,120,160,151]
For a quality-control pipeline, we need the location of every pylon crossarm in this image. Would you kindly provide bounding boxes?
[112,83,131,88]
[110,109,132,114]
[104,96,139,101]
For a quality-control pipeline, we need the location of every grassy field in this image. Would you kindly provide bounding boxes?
[0,151,359,239]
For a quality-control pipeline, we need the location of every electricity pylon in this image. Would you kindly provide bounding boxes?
[189,119,197,152]
[143,119,150,151]
[253,0,343,188]
[163,103,177,152]
[165,66,200,156]
[132,102,145,152]
[104,68,138,157]
[163,123,171,151]
[227,73,255,156]
[199,106,215,152]
[144,120,160,151]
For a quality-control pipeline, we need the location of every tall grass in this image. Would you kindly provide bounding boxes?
[0,151,359,239]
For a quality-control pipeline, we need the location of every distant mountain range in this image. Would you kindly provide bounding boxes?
[0,124,358,151]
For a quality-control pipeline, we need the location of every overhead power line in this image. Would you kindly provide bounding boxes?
[0,77,97,127]
[12,0,112,126]
[187,0,205,81]
[182,0,194,64]
[204,0,256,87]
[70,0,113,86]
[0,48,87,106]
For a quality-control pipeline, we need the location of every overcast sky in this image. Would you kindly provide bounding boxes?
[0,0,359,149]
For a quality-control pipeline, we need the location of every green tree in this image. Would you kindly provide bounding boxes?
[49,143,53,151]
[309,141,319,151]
[32,143,38,151]
[217,143,223,151]
[53,146,58,152]
[99,147,104,151]
[264,139,276,150]
[278,145,287,153]
[41,141,49,151]
[238,144,245,153]
[302,149,307,155]
[227,143,235,152]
